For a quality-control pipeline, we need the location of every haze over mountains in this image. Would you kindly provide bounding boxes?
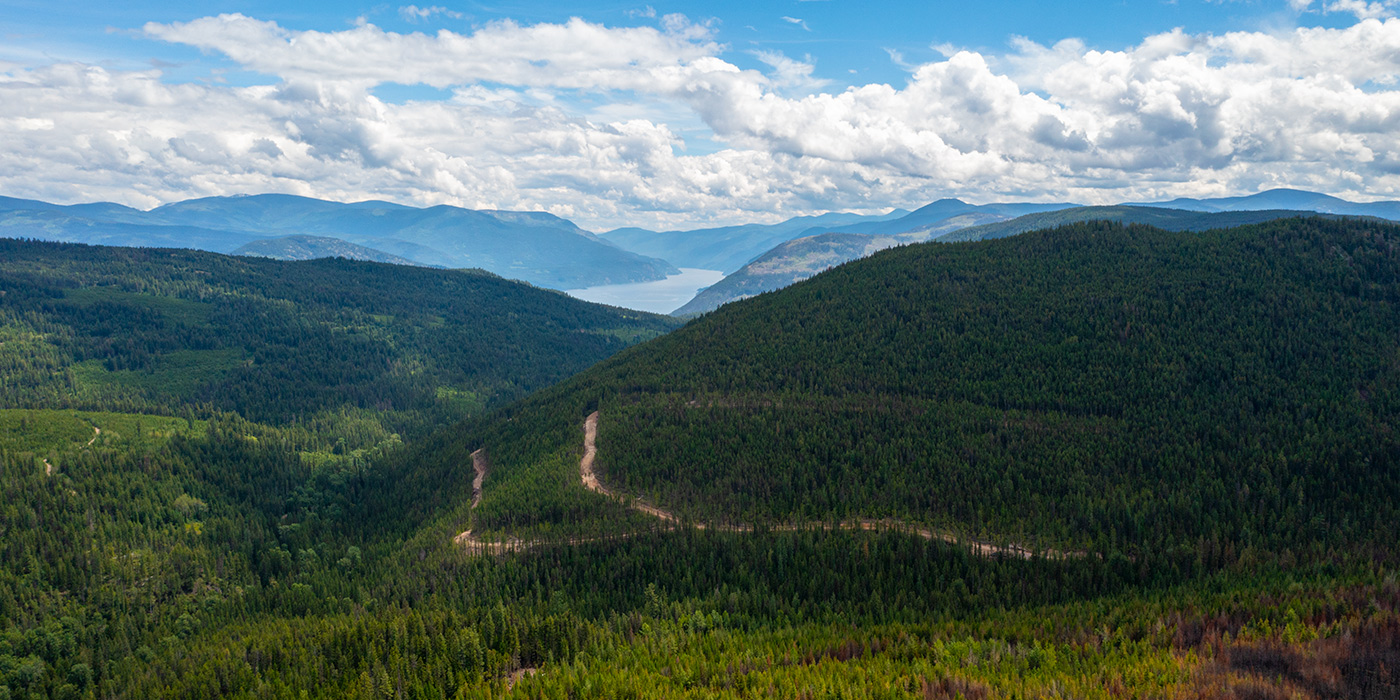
[0,194,676,289]
[4,188,1399,315]
[600,210,912,274]
[672,189,1400,314]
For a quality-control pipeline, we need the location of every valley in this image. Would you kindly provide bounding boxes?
[2,217,1398,699]
[9,2,1400,695]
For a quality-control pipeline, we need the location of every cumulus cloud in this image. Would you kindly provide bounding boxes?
[4,14,1400,228]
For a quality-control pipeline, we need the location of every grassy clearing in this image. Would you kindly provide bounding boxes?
[0,408,203,454]
[71,347,245,397]
[62,287,216,326]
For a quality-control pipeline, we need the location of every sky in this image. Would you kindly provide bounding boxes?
[3,0,1400,229]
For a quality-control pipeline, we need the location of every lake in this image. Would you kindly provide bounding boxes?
[565,268,725,314]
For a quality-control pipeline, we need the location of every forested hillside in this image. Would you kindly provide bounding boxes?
[675,207,1356,316]
[434,216,1400,560]
[3,220,1399,699]
[229,235,424,266]
[0,239,677,434]
[0,239,686,699]
[935,206,1348,242]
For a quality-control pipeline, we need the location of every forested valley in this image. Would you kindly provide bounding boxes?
[2,219,1399,699]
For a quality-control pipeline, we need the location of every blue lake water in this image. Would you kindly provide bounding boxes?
[565,268,725,315]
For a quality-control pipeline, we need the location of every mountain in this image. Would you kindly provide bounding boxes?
[433,215,1400,552]
[0,194,678,288]
[933,205,1353,242]
[601,209,909,273]
[671,233,914,316]
[1137,187,1400,219]
[600,201,1080,276]
[6,219,1400,698]
[0,209,264,252]
[143,196,681,289]
[295,215,1397,698]
[672,209,1008,315]
[232,234,426,266]
[0,237,686,698]
[672,210,1013,315]
[0,238,680,431]
[814,198,1078,237]
[674,207,1325,315]
[612,199,1080,314]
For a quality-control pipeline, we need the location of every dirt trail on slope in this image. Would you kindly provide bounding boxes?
[580,412,678,523]
[470,448,488,509]
[577,411,1070,559]
[43,426,102,477]
[505,667,537,692]
[458,412,1079,560]
[455,449,530,553]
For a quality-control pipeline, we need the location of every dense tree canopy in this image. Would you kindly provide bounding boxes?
[2,221,1398,698]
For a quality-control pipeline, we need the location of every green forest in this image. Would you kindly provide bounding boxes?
[2,219,1398,699]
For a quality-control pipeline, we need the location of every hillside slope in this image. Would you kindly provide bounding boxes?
[935,205,1345,242]
[429,217,1400,562]
[602,209,909,274]
[818,198,1077,236]
[231,234,425,266]
[1137,187,1400,219]
[673,211,1004,315]
[676,207,1346,315]
[0,239,679,432]
[8,220,1399,699]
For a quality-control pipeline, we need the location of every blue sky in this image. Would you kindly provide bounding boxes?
[2,1,1399,228]
[1,1,1354,87]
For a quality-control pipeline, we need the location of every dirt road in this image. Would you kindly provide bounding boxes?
[580,412,677,523]
[470,448,487,509]
[455,448,532,553]
[578,411,1073,559]
[461,412,1079,560]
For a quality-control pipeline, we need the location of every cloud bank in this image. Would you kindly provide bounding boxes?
[3,13,1400,228]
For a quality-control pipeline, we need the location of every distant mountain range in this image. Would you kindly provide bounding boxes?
[601,210,911,274]
[672,209,1007,315]
[669,190,1400,315]
[0,194,676,289]
[1131,187,1400,219]
[605,199,1081,278]
[5,188,1397,304]
[231,235,427,266]
[933,206,1355,243]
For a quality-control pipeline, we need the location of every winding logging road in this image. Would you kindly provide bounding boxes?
[43,426,101,477]
[458,412,1077,560]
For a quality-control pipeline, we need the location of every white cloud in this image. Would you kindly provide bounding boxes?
[781,16,811,31]
[1323,0,1398,19]
[142,14,722,91]
[5,14,1400,228]
[398,5,465,23]
[752,51,829,93]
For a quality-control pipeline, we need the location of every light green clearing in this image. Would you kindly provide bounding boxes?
[71,347,245,397]
[0,408,203,455]
[62,287,216,327]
